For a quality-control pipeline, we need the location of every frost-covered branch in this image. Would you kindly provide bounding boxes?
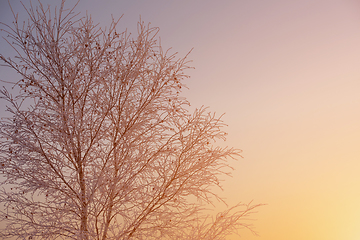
[0,1,261,239]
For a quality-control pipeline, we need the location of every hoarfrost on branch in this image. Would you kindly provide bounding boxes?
[0,1,261,239]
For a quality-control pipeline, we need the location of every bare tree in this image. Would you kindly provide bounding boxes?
[0,1,261,239]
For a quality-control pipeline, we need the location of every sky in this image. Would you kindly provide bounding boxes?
[1,0,360,239]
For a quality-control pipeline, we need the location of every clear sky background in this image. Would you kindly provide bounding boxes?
[1,0,360,239]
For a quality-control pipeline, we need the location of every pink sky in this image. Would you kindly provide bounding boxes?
[1,0,360,239]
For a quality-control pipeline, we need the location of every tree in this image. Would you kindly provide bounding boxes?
[0,1,261,239]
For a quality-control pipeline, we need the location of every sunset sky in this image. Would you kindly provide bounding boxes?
[1,0,360,239]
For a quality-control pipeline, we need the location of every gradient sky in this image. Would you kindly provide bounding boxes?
[1,0,360,239]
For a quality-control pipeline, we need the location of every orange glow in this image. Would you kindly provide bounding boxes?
[1,0,360,239]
